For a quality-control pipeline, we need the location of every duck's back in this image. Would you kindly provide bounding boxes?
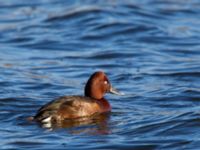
[34,96,105,123]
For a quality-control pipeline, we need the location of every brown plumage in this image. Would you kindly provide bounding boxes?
[33,71,122,126]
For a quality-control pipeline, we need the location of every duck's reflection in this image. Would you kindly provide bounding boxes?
[40,113,111,135]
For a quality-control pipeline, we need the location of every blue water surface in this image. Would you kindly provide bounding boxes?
[0,0,200,149]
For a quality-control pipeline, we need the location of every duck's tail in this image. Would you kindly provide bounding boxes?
[26,116,35,121]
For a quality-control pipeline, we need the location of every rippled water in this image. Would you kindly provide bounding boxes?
[0,0,200,149]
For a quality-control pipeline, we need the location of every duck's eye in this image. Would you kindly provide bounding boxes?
[104,81,108,84]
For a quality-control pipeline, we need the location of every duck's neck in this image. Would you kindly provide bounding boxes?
[96,98,111,112]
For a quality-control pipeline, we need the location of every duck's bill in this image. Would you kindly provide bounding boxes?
[109,86,124,96]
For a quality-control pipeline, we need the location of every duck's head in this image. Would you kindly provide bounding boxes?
[84,71,122,100]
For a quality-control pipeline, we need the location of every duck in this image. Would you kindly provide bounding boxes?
[33,71,122,126]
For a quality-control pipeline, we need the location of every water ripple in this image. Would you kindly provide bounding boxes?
[0,0,200,150]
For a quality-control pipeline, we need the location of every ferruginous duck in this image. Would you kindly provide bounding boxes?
[34,71,122,125]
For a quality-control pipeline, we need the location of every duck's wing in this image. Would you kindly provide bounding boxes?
[57,96,101,119]
[34,96,100,122]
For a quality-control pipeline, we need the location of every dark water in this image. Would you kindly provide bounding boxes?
[0,0,200,149]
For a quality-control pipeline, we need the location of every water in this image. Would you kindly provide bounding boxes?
[0,0,200,149]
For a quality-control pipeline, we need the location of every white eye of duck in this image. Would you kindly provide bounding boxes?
[104,81,108,84]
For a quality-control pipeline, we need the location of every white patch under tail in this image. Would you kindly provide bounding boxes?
[41,116,52,129]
